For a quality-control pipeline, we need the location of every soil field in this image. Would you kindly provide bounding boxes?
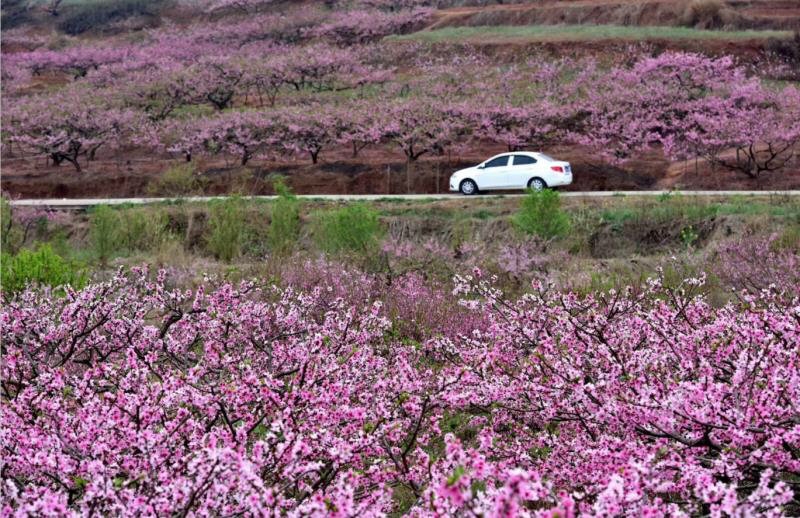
[3,141,799,198]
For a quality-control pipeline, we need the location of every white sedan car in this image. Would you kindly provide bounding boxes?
[449,152,572,195]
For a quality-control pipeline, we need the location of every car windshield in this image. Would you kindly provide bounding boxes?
[537,153,555,161]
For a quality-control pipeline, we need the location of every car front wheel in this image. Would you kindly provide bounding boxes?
[459,179,478,195]
[527,177,547,191]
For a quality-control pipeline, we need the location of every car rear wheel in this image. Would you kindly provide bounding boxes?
[459,179,478,195]
[527,177,547,191]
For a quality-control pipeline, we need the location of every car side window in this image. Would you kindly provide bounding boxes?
[484,156,509,168]
[512,155,536,166]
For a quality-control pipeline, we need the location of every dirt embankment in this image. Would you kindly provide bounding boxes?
[3,142,799,198]
[408,36,775,66]
[429,0,800,31]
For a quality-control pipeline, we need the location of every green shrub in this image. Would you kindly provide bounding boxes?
[267,179,300,257]
[207,197,245,262]
[90,205,120,264]
[117,209,169,252]
[312,204,383,255]
[1,197,15,252]
[146,163,205,197]
[680,0,727,29]
[775,223,800,251]
[680,225,699,248]
[1,245,86,295]
[513,189,570,239]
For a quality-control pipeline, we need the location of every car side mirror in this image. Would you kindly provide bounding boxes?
[477,164,485,169]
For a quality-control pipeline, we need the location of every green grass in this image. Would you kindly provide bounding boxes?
[715,196,800,218]
[596,195,800,226]
[388,24,794,43]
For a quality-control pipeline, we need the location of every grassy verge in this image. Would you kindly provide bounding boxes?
[387,24,794,43]
[2,194,798,298]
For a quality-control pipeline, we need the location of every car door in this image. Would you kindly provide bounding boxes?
[509,154,537,188]
[477,155,511,190]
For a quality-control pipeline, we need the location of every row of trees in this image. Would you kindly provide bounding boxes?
[2,268,798,514]
[2,6,428,85]
[5,42,396,120]
[5,52,799,179]
[579,52,800,178]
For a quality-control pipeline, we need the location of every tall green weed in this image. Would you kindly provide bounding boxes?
[267,179,300,257]
[312,204,383,255]
[207,197,245,262]
[513,189,570,239]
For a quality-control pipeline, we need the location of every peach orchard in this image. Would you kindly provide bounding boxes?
[2,3,799,180]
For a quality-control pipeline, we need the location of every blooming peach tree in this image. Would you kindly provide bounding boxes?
[2,266,798,515]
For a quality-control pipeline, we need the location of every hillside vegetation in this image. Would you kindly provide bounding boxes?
[2,3,800,514]
[3,191,800,515]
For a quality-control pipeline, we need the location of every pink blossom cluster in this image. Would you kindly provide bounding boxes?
[713,234,800,296]
[578,52,800,178]
[310,8,433,46]
[3,87,140,172]
[159,104,381,165]
[2,7,424,85]
[6,44,798,179]
[2,266,798,515]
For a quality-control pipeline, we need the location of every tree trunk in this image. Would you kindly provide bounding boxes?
[64,156,81,172]
[406,158,411,194]
[88,144,102,161]
[436,160,440,194]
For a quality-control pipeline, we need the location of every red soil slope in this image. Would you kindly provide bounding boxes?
[3,142,798,198]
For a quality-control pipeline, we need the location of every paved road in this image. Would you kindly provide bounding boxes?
[8,191,800,208]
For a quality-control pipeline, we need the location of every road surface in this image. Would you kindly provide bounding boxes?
[8,191,800,209]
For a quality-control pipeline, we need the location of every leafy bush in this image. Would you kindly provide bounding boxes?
[1,245,86,295]
[207,197,245,262]
[312,203,383,255]
[513,189,570,239]
[680,0,727,29]
[1,198,15,252]
[117,209,169,252]
[146,164,205,197]
[90,206,171,261]
[90,205,120,264]
[267,179,300,257]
